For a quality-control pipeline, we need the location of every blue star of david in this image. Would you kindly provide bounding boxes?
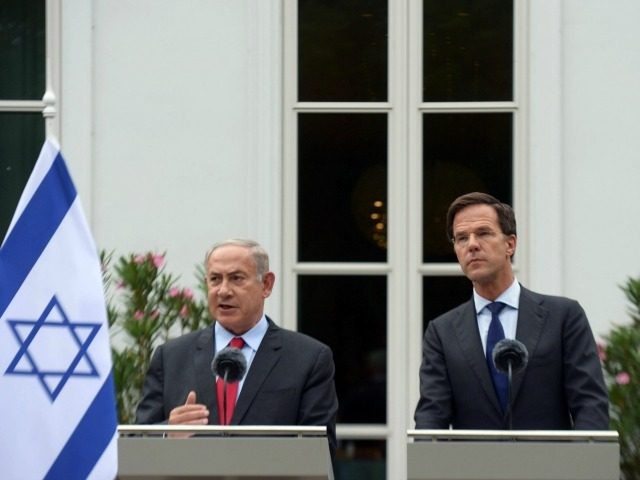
[4,295,102,402]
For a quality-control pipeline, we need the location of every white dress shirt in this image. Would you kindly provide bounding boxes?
[214,315,268,396]
[474,279,520,355]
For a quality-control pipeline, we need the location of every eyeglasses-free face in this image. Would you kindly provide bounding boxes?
[452,204,516,298]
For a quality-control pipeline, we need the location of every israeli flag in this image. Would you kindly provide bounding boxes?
[0,139,118,479]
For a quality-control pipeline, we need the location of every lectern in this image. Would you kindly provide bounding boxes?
[118,425,334,480]
[407,430,619,480]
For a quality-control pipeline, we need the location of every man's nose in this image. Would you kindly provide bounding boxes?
[467,233,481,249]
[218,280,232,296]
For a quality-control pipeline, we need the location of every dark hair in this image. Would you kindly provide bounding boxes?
[446,192,517,241]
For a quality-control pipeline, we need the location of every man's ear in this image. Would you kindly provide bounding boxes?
[506,234,517,257]
[262,271,276,298]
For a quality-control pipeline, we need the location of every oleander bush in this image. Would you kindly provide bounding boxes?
[600,276,640,480]
[101,251,210,423]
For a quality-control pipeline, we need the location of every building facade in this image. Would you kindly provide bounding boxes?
[2,1,639,478]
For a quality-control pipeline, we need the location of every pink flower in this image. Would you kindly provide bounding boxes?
[133,310,144,320]
[616,372,630,385]
[134,254,145,264]
[182,288,194,299]
[150,309,160,319]
[597,343,607,361]
[169,287,180,298]
[179,305,189,318]
[151,254,165,268]
[116,280,126,289]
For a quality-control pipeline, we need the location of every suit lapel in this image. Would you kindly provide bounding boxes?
[194,326,219,424]
[453,299,503,413]
[512,287,547,402]
[231,319,283,424]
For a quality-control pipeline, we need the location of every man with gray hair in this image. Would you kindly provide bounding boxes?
[136,239,338,454]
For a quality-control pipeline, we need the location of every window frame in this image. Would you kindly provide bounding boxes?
[283,1,527,478]
[0,0,58,241]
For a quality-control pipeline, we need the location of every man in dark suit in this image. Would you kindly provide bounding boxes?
[414,192,609,430]
[136,239,338,452]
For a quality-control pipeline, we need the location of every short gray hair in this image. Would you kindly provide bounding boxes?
[204,238,270,280]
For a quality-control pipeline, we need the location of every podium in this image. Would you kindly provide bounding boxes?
[117,425,334,480]
[407,430,619,480]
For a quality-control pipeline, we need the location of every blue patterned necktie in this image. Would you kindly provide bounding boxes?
[486,302,508,412]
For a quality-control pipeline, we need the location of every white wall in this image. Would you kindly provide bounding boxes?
[529,0,640,337]
[60,0,283,319]
[563,0,640,336]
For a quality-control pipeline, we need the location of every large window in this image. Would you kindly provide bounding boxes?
[0,0,46,242]
[284,1,523,478]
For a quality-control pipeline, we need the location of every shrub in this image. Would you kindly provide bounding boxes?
[600,277,640,480]
[101,251,210,423]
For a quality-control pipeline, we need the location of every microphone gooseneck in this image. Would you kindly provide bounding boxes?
[492,339,529,430]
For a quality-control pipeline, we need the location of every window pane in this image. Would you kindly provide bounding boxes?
[0,113,45,242]
[298,113,387,262]
[423,276,472,332]
[298,0,388,102]
[423,0,513,102]
[422,113,512,263]
[335,439,386,480]
[0,0,46,99]
[298,275,387,424]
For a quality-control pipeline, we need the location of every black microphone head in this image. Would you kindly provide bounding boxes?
[492,338,529,374]
[211,347,247,383]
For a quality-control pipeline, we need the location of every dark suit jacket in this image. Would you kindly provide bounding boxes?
[136,318,338,452]
[414,286,609,430]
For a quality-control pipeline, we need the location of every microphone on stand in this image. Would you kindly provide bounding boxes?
[211,347,247,425]
[492,339,529,429]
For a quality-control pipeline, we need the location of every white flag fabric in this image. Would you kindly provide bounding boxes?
[0,138,118,479]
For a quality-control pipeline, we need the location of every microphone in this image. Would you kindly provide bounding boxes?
[492,339,528,430]
[492,338,528,374]
[211,347,247,426]
[211,347,247,383]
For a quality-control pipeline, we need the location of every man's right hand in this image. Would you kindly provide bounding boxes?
[167,390,209,438]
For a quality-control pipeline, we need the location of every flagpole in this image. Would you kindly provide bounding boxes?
[43,0,61,139]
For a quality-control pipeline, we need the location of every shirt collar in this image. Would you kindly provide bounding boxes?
[214,315,268,352]
[474,278,520,314]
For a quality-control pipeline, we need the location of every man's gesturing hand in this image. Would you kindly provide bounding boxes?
[167,390,209,438]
